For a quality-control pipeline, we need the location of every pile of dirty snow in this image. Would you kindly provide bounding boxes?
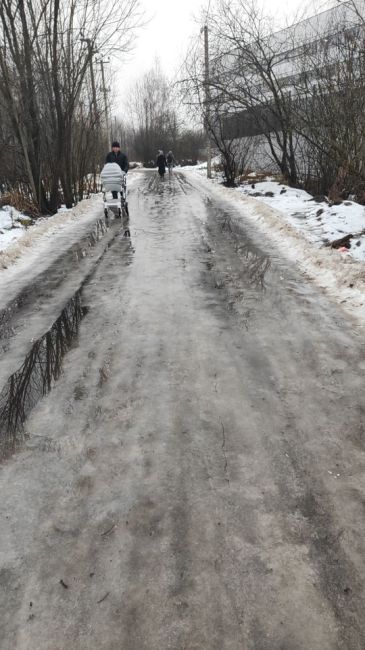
[0,195,104,270]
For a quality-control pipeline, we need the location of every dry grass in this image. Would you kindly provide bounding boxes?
[237,170,286,185]
[0,191,39,218]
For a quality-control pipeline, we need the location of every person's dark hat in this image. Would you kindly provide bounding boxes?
[112,141,120,148]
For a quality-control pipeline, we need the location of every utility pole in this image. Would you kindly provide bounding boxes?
[98,59,111,145]
[81,38,98,124]
[203,24,212,179]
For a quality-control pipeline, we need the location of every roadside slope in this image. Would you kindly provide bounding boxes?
[185,171,365,329]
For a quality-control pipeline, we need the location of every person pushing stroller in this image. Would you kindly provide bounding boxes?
[105,141,129,198]
[101,141,129,219]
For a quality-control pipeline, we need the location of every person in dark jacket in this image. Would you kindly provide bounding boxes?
[156,150,167,178]
[105,141,129,198]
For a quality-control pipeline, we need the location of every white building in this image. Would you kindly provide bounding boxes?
[222,1,364,175]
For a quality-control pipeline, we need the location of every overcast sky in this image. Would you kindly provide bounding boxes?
[113,0,333,116]
[123,0,205,81]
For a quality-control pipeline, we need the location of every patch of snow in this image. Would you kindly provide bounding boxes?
[237,180,365,262]
[1,205,32,224]
[0,195,104,273]
[0,206,32,252]
[180,156,221,172]
[179,162,205,171]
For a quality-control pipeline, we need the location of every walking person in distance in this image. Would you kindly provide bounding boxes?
[156,150,167,178]
[166,150,176,175]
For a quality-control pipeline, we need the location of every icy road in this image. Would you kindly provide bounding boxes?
[1,170,365,649]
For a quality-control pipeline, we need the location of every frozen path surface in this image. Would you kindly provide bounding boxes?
[1,171,365,649]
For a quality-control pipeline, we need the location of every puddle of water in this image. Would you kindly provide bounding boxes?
[0,216,135,458]
[0,291,85,457]
[203,203,272,290]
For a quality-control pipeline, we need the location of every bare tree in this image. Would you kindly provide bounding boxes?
[0,0,142,212]
[293,8,365,197]
[201,0,301,184]
[180,0,365,197]
[128,61,182,164]
[180,22,254,185]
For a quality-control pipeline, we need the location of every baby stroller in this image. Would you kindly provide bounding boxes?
[100,163,129,219]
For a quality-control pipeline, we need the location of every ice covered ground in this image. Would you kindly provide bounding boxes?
[183,164,365,263]
[185,169,365,328]
[1,168,364,325]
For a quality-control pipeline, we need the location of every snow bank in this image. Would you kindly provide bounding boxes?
[184,169,365,265]
[0,172,140,274]
[0,170,141,261]
[180,156,221,172]
[0,195,104,273]
[186,171,365,328]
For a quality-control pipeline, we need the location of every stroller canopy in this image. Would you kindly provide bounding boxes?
[101,163,125,192]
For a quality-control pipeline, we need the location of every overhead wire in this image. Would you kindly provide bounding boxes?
[206,0,212,23]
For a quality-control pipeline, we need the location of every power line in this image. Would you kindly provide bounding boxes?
[171,33,201,86]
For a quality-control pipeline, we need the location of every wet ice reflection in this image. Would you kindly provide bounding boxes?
[0,217,108,346]
[0,291,85,455]
[205,207,271,291]
[233,241,271,289]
